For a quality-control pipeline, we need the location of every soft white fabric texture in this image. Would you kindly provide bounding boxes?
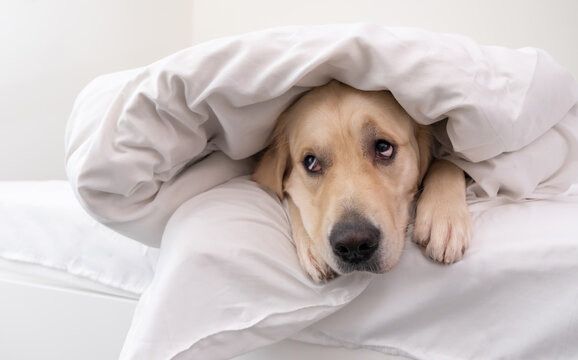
[63,24,578,359]
[0,181,157,295]
[65,23,578,248]
[294,193,578,360]
[2,181,576,358]
[120,177,578,359]
[120,178,374,359]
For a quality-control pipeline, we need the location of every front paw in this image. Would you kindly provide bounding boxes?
[288,200,338,283]
[298,247,338,283]
[413,193,472,264]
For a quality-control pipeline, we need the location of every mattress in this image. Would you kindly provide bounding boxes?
[0,181,151,359]
[0,255,138,299]
[0,180,158,295]
[0,257,138,360]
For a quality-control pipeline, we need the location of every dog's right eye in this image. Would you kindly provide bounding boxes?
[303,155,322,173]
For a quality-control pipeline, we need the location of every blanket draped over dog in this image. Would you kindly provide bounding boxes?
[64,24,578,360]
[66,24,578,247]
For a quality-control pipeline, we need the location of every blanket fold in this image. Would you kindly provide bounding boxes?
[65,24,578,247]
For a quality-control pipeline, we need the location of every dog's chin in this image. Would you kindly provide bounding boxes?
[326,248,402,279]
[304,255,398,283]
[335,261,384,275]
[331,256,387,276]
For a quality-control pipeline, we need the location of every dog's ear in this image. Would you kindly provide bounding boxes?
[416,124,433,183]
[252,124,291,200]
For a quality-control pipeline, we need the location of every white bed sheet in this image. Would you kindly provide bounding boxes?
[0,181,158,295]
[0,256,138,299]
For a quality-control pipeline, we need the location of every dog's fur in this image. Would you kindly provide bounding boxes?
[253,81,471,282]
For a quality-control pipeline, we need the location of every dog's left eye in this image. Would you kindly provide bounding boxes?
[303,155,322,173]
[375,140,395,160]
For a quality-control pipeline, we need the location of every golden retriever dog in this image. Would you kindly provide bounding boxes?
[253,81,471,282]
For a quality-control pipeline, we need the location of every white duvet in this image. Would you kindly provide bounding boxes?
[64,24,578,359]
[66,23,578,248]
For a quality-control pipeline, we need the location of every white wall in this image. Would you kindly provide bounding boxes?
[0,0,193,180]
[2,0,577,180]
[191,0,578,80]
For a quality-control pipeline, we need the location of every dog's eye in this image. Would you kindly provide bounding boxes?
[303,155,322,173]
[375,140,394,160]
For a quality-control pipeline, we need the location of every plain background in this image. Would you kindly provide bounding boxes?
[1,0,577,180]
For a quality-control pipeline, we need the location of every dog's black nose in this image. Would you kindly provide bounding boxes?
[330,221,380,264]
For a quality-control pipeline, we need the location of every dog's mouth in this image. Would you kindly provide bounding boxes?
[334,255,384,274]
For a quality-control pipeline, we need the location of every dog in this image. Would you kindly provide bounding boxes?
[252,81,471,282]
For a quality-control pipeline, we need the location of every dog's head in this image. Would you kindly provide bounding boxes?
[253,81,431,282]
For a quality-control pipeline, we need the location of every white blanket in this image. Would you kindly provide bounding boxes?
[64,24,578,359]
[65,23,578,248]
[119,178,578,359]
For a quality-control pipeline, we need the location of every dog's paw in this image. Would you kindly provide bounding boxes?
[288,200,339,283]
[295,243,337,283]
[413,191,472,264]
[300,248,338,283]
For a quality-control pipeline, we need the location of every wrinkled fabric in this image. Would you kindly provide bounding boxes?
[295,188,578,360]
[0,181,157,295]
[119,178,374,360]
[120,178,578,359]
[65,24,578,247]
[64,23,578,359]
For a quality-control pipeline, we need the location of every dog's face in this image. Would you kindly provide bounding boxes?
[253,81,431,282]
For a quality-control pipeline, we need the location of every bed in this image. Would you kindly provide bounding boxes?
[0,181,151,360]
[2,180,578,359]
[3,24,578,359]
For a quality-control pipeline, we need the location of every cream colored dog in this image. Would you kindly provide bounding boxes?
[253,81,471,282]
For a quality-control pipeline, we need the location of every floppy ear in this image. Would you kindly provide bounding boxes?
[415,124,433,184]
[252,127,291,200]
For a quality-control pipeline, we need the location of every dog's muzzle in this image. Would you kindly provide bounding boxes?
[329,213,382,273]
